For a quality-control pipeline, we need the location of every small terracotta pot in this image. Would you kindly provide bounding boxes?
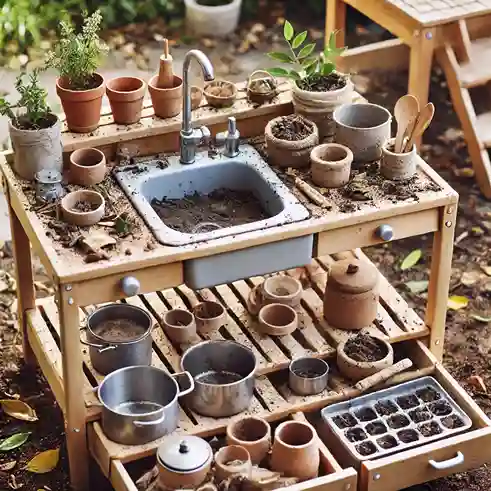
[56,73,105,133]
[380,137,417,180]
[214,445,252,483]
[337,335,394,381]
[149,74,183,119]
[193,301,226,335]
[262,276,302,308]
[162,309,196,344]
[204,80,237,108]
[324,259,379,330]
[258,303,298,336]
[106,76,146,125]
[270,421,319,480]
[69,148,106,186]
[226,416,271,464]
[310,143,353,188]
[61,190,105,227]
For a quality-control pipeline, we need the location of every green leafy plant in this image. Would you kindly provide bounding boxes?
[45,10,108,90]
[0,70,52,129]
[266,21,346,87]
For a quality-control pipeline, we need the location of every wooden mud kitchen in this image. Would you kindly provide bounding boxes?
[2,48,491,491]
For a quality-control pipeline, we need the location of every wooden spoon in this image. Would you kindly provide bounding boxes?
[157,38,175,89]
[404,102,435,152]
[394,95,419,153]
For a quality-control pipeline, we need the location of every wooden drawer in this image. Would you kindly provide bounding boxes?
[106,412,358,491]
[315,208,438,256]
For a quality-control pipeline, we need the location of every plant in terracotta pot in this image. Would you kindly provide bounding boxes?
[0,70,62,181]
[45,10,108,133]
[267,22,353,140]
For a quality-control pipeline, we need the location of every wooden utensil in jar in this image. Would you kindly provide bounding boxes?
[394,95,419,153]
[403,102,435,152]
[157,39,175,89]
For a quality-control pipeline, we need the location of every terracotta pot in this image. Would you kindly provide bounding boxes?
[214,445,251,483]
[310,143,353,188]
[69,148,106,186]
[262,276,302,308]
[337,335,394,381]
[56,73,105,133]
[270,420,319,480]
[226,416,271,464]
[162,309,196,344]
[148,74,183,119]
[258,303,298,336]
[106,76,146,125]
[193,301,226,335]
[204,80,237,108]
[61,190,105,227]
[265,115,319,168]
[324,259,379,330]
[380,137,417,180]
[333,103,392,162]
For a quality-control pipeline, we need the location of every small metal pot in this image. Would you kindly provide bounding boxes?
[180,340,257,417]
[289,357,329,396]
[97,365,194,445]
[81,304,153,375]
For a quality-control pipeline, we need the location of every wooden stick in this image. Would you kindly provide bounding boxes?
[354,358,413,394]
[163,39,169,59]
[157,38,174,89]
[294,178,331,209]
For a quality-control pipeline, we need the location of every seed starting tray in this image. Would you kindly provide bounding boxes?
[321,376,472,463]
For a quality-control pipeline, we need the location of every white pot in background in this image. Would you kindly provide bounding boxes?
[184,0,242,37]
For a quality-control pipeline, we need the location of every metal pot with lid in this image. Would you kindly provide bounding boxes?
[157,436,213,489]
[323,258,379,330]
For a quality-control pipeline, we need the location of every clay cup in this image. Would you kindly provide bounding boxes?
[380,137,418,180]
[162,309,197,344]
[106,76,146,125]
[69,147,106,186]
[310,143,353,188]
[149,74,183,119]
[226,416,271,464]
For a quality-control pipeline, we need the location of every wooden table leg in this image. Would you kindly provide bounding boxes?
[425,204,457,361]
[58,286,89,491]
[408,27,436,148]
[326,0,346,47]
[8,195,36,365]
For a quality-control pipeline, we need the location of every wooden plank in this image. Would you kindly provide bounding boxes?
[110,460,139,491]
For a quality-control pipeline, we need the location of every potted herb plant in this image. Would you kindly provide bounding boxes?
[0,70,62,181]
[184,0,242,37]
[45,10,108,133]
[267,22,353,140]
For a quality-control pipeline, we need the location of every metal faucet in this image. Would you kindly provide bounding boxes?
[216,117,240,158]
[180,50,215,164]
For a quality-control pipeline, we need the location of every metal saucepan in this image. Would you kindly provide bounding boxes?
[180,340,257,418]
[81,304,153,375]
[97,365,194,445]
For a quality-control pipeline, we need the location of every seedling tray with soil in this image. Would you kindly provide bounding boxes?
[321,376,472,465]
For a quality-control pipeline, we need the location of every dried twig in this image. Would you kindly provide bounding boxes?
[294,178,331,209]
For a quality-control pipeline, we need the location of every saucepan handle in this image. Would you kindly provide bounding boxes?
[429,451,464,470]
[173,371,195,397]
[79,327,117,353]
[133,413,166,427]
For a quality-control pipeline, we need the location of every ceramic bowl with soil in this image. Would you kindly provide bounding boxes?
[61,189,105,227]
[69,147,107,186]
[336,333,394,381]
[265,114,319,169]
[258,303,298,336]
[204,80,237,108]
[193,301,226,335]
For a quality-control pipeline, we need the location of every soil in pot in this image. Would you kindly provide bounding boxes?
[345,427,367,442]
[374,400,398,416]
[343,334,388,362]
[366,421,387,436]
[195,371,243,384]
[428,400,452,416]
[409,408,432,423]
[332,413,357,429]
[397,429,420,443]
[270,115,314,141]
[13,114,57,130]
[355,407,377,422]
[416,386,441,402]
[441,415,465,429]
[71,200,99,212]
[249,78,276,94]
[355,441,377,456]
[377,435,398,450]
[396,394,419,409]
[387,414,410,429]
[419,421,443,437]
[296,73,347,92]
[92,319,147,342]
[151,189,269,233]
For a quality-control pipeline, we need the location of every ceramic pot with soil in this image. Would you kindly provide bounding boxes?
[61,189,105,227]
[106,76,146,125]
[148,74,183,119]
[265,114,319,168]
[162,309,196,344]
[8,114,63,181]
[214,445,252,483]
[193,301,226,335]
[56,73,105,133]
[262,275,302,308]
[69,147,106,186]
[380,137,417,180]
[324,259,379,330]
[226,416,272,464]
[292,73,354,141]
[310,143,353,188]
[247,70,278,105]
[333,103,392,162]
[337,333,394,381]
[184,0,242,37]
[204,80,237,108]
[270,420,319,480]
[258,303,298,336]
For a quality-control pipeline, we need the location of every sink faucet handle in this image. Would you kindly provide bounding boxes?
[198,126,211,146]
[215,117,240,157]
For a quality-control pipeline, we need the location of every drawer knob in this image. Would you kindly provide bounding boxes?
[375,224,394,241]
[121,276,140,296]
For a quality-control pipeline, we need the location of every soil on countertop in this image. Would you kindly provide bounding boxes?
[344,333,388,362]
[270,114,314,141]
[151,188,270,233]
[296,72,347,92]
[92,319,147,342]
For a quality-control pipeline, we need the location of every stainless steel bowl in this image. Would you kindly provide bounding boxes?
[289,357,329,396]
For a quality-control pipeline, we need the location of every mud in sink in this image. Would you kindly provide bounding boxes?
[114,145,313,289]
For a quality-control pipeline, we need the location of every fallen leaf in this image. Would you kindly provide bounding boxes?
[0,461,16,471]
[460,271,481,286]
[81,231,116,251]
[0,400,37,422]
[481,265,491,276]
[471,314,491,323]
[26,448,60,474]
[455,167,475,178]
[0,432,31,451]
[400,249,422,271]
[447,295,469,310]
[405,280,429,294]
[468,375,487,393]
